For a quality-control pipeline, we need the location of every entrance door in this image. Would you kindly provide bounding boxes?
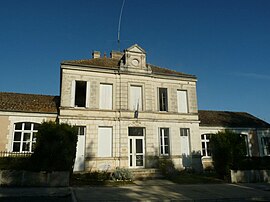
[128,127,145,168]
[74,126,86,172]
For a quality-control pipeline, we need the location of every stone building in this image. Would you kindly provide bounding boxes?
[199,110,270,169]
[0,44,269,172]
[59,44,201,171]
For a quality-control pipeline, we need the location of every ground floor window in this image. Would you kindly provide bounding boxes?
[180,128,190,155]
[98,127,112,157]
[201,134,211,157]
[262,137,270,156]
[12,122,39,152]
[160,128,170,155]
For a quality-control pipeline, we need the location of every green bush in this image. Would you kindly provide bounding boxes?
[210,130,247,179]
[236,157,270,170]
[30,121,78,172]
[111,167,133,181]
[0,157,30,170]
[158,157,177,179]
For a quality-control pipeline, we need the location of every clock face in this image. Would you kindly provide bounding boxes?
[131,59,139,66]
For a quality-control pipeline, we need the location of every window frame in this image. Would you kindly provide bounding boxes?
[159,128,170,156]
[262,136,270,156]
[177,90,189,113]
[97,127,113,157]
[129,85,143,111]
[12,122,39,153]
[71,80,90,108]
[99,83,113,110]
[201,134,212,157]
[158,88,168,112]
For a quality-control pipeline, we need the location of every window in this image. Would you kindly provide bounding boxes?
[262,137,270,156]
[160,128,169,155]
[177,90,188,113]
[129,86,142,111]
[98,127,112,157]
[128,127,144,136]
[180,128,190,155]
[12,122,39,152]
[100,84,113,110]
[75,81,87,107]
[76,126,86,136]
[201,134,211,157]
[159,88,168,111]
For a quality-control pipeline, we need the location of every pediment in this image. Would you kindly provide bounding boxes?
[126,44,146,54]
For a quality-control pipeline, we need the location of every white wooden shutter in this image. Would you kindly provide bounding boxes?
[100,84,112,109]
[85,82,90,108]
[180,129,190,155]
[130,86,142,111]
[177,90,188,113]
[70,80,76,107]
[98,127,112,157]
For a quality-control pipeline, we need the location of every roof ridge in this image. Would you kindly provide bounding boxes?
[0,92,59,97]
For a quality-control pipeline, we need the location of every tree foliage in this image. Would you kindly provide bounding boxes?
[30,121,78,172]
[210,130,247,179]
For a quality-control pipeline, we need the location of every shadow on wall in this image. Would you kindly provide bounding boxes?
[182,151,203,172]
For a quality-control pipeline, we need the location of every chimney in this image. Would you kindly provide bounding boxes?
[92,51,100,59]
[110,51,124,60]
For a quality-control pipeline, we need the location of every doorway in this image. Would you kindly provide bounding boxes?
[128,127,145,168]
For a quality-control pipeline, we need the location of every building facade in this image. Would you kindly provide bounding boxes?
[0,44,269,172]
[59,44,201,171]
[199,110,270,169]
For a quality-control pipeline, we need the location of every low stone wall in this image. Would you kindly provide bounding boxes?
[0,170,69,187]
[231,170,270,183]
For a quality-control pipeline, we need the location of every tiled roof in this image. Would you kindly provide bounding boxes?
[0,92,59,114]
[199,110,270,128]
[62,58,196,79]
[62,58,120,68]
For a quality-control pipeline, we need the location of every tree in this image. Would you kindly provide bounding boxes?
[30,121,78,172]
[210,130,247,179]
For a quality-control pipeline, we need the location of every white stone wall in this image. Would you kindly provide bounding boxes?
[60,61,200,171]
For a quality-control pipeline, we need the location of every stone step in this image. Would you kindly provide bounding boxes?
[130,169,164,180]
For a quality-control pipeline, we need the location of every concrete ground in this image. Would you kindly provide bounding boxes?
[0,180,270,201]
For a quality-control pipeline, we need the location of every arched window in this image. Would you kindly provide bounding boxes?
[12,122,40,152]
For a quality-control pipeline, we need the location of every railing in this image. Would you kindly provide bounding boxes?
[0,151,32,158]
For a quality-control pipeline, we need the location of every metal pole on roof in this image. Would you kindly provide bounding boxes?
[117,0,125,51]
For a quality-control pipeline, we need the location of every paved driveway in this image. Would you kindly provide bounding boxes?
[0,180,270,201]
[71,180,270,201]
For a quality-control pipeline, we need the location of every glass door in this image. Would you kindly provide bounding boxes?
[128,127,145,168]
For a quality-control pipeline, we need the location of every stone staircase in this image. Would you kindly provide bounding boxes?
[130,168,164,180]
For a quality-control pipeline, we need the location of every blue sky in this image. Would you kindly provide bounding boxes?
[0,0,270,123]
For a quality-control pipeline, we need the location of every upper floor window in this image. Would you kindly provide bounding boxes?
[261,137,270,156]
[177,90,188,113]
[201,134,211,157]
[12,122,39,153]
[160,128,170,155]
[99,84,113,110]
[158,88,168,112]
[71,80,90,108]
[129,85,142,111]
